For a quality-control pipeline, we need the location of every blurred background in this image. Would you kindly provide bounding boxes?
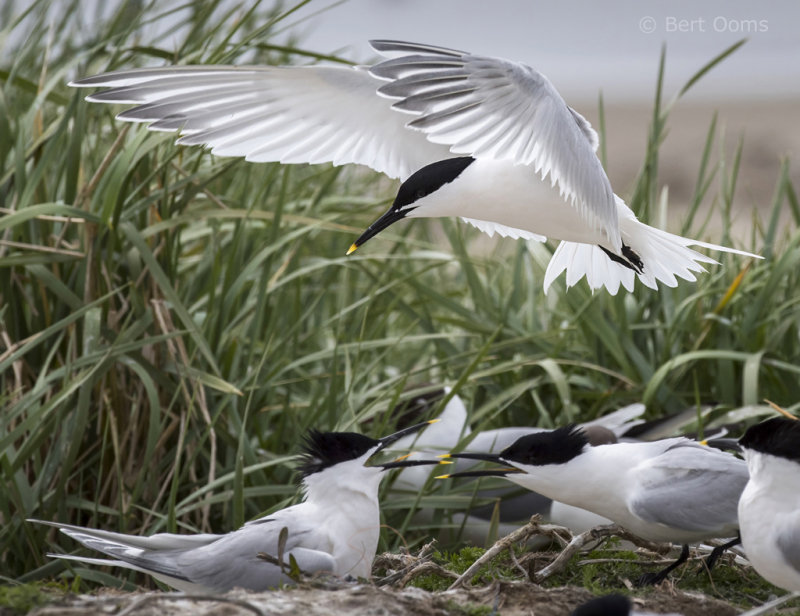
[2,0,799,591]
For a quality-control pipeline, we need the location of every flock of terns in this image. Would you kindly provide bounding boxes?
[30,39,796,614]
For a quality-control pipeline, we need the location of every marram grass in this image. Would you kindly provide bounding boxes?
[1,0,798,593]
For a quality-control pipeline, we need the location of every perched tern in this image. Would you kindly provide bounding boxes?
[384,389,644,538]
[30,421,443,592]
[440,424,749,584]
[69,40,759,294]
[738,417,800,592]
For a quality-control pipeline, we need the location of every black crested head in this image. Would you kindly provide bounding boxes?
[571,593,631,616]
[297,430,380,477]
[393,156,475,210]
[740,417,800,462]
[500,425,589,467]
[348,156,475,252]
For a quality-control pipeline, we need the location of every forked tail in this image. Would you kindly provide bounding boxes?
[543,219,761,295]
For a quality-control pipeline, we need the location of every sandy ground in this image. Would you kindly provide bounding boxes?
[584,99,800,240]
[25,581,740,616]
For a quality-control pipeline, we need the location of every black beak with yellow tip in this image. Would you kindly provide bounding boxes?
[347,205,414,255]
[434,452,526,480]
[369,419,448,471]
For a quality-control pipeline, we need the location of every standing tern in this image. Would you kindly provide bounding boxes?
[384,388,644,537]
[29,421,443,593]
[69,40,759,295]
[738,417,800,592]
[439,424,749,584]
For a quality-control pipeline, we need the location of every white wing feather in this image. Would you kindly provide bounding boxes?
[460,217,546,241]
[369,40,620,250]
[71,65,451,180]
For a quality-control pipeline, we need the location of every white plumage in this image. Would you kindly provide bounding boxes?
[738,417,800,592]
[29,423,440,592]
[70,40,760,294]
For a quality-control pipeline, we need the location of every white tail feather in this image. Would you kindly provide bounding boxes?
[544,219,761,295]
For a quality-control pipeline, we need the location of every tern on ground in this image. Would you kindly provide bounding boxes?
[29,421,444,592]
[738,417,800,592]
[69,40,759,294]
[440,424,749,585]
[385,389,644,539]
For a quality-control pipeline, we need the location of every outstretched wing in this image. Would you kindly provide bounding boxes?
[71,64,451,180]
[369,40,620,250]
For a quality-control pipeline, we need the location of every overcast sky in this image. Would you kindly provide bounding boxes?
[11,0,799,104]
[275,0,800,102]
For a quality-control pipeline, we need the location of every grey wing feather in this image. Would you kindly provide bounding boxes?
[629,441,749,533]
[31,513,336,592]
[369,40,620,250]
[29,519,222,550]
[175,510,335,591]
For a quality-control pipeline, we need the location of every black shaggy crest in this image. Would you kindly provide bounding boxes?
[393,157,475,209]
[740,417,800,462]
[501,424,589,466]
[297,430,381,477]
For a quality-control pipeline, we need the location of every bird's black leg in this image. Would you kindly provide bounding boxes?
[703,533,741,572]
[637,544,690,586]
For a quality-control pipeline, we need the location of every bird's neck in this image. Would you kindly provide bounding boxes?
[301,470,383,578]
[746,451,800,495]
[507,447,621,516]
[302,469,382,516]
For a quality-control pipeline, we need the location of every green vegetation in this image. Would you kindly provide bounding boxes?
[0,581,75,615]
[1,0,798,606]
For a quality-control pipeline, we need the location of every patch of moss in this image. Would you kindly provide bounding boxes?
[409,546,521,592]
[539,546,800,611]
[0,582,74,615]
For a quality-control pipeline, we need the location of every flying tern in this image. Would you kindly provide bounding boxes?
[440,424,749,584]
[69,40,759,294]
[30,420,443,592]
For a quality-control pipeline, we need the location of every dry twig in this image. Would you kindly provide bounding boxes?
[448,515,571,590]
[532,524,672,583]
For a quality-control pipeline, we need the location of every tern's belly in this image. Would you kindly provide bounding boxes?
[415,159,612,246]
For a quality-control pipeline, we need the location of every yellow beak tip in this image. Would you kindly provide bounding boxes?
[438,460,453,465]
[436,453,451,459]
[427,419,441,425]
[434,474,451,480]
[346,243,358,255]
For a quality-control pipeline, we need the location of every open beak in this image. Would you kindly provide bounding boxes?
[435,451,525,479]
[347,206,414,255]
[440,451,504,463]
[436,467,525,480]
[701,437,743,452]
[379,458,451,471]
[376,418,439,451]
